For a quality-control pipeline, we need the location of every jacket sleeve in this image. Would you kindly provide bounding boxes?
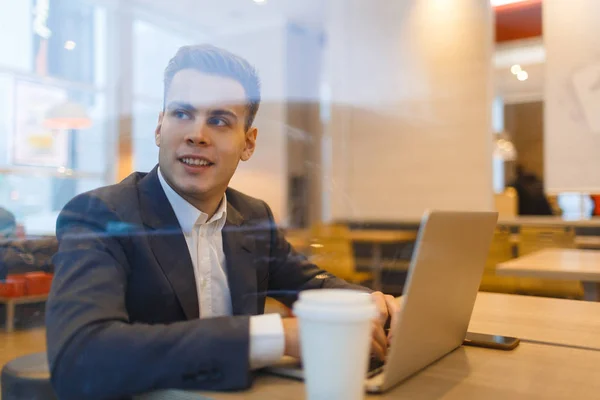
[46,193,251,400]
[261,201,371,307]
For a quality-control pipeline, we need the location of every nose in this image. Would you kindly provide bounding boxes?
[185,121,211,146]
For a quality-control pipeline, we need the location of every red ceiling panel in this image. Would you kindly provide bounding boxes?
[495,0,542,43]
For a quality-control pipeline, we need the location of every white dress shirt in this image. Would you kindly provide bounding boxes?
[158,168,284,369]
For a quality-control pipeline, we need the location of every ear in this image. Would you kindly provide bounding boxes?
[155,112,164,147]
[240,127,258,162]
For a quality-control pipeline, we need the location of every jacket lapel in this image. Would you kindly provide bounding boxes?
[222,200,258,316]
[138,167,199,320]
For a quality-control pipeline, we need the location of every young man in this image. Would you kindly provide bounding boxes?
[46,45,398,400]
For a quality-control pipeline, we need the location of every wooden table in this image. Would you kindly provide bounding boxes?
[497,249,600,301]
[498,216,600,227]
[469,292,600,350]
[137,293,600,399]
[349,230,417,291]
[575,236,600,249]
[282,229,417,290]
[140,342,600,400]
[508,234,600,249]
[388,216,600,228]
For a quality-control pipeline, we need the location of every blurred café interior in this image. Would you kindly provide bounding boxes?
[2,0,600,398]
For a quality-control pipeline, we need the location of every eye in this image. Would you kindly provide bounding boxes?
[207,117,229,127]
[173,110,192,120]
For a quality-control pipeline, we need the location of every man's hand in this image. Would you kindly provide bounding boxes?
[282,292,400,361]
[282,318,301,359]
[370,291,400,360]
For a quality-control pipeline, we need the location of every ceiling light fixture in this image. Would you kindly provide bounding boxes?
[517,70,529,81]
[510,64,521,75]
[64,40,76,50]
[44,101,92,130]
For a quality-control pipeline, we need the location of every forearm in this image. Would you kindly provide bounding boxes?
[320,276,373,292]
[49,317,251,400]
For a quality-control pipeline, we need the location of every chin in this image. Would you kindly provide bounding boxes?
[181,184,212,197]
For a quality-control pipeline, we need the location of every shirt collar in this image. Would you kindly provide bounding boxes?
[158,167,227,234]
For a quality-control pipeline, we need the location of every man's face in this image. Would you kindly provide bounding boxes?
[155,69,257,205]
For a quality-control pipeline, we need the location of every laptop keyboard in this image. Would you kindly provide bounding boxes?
[367,356,386,378]
[367,327,390,378]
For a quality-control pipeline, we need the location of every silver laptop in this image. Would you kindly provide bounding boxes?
[266,210,498,393]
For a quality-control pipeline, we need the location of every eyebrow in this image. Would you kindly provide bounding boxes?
[166,102,240,123]
[209,109,239,123]
[166,102,197,113]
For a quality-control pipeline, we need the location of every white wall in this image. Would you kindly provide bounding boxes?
[212,23,288,224]
[0,0,33,166]
[325,0,494,221]
[544,0,600,194]
[285,23,324,226]
[0,0,33,71]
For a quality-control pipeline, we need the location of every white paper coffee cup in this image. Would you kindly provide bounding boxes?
[293,289,377,400]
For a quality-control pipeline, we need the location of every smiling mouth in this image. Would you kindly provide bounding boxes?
[179,157,214,167]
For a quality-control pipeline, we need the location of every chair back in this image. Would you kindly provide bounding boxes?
[518,225,575,256]
[480,227,518,293]
[517,225,582,298]
[494,187,518,218]
[308,224,357,281]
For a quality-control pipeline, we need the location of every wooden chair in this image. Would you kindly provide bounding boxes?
[547,195,562,216]
[284,228,311,255]
[479,227,518,294]
[494,187,518,218]
[266,225,368,317]
[308,224,372,284]
[516,226,584,299]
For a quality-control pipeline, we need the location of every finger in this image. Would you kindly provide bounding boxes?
[384,295,400,340]
[371,292,388,325]
[372,322,387,353]
[371,338,386,361]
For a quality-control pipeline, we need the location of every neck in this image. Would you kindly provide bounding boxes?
[158,168,225,219]
[179,190,224,219]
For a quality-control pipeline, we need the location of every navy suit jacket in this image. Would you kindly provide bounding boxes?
[45,166,364,400]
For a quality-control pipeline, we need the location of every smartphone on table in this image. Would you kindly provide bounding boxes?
[463,332,520,350]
